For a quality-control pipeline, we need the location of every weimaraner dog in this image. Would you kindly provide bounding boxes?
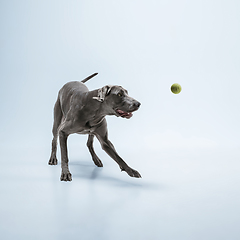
[48,73,141,181]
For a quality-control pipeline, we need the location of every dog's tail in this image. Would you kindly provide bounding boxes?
[81,73,98,83]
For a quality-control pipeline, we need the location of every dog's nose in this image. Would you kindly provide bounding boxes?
[133,101,141,109]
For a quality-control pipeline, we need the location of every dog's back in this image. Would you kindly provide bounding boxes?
[57,72,98,117]
[58,81,89,117]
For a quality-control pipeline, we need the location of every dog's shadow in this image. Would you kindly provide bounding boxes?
[70,160,103,180]
[69,159,160,189]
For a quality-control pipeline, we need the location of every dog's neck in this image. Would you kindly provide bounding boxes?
[82,90,114,128]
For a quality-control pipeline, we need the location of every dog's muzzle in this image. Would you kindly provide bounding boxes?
[115,101,141,119]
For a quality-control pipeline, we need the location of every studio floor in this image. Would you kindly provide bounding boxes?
[0,144,239,240]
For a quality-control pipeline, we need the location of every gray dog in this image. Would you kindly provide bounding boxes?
[48,73,141,181]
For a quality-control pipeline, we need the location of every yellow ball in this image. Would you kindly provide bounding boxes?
[171,83,182,94]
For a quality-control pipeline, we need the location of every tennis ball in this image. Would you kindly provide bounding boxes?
[171,83,182,94]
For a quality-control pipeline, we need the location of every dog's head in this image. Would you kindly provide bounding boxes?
[93,85,141,119]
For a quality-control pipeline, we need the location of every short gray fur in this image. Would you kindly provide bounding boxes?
[48,73,141,181]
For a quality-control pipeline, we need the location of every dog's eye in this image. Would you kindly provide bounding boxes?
[118,92,123,97]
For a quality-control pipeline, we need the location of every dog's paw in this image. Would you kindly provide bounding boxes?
[60,172,72,181]
[122,168,142,178]
[48,156,58,165]
[92,156,103,167]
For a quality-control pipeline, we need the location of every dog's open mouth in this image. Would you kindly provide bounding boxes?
[116,109,133,119]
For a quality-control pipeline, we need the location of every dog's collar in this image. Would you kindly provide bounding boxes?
[93,89,104,102]
[92,85,113,102]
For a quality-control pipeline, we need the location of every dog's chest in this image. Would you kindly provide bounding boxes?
[75,117,105,135]
[74,120,95,135]
[76,129,92,134]
[74,122,94,135]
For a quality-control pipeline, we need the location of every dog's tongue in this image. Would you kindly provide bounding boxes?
[125,112,133,119]
[117,110,133,119]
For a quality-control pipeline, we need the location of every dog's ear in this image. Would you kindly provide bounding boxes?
[93,85,113,102]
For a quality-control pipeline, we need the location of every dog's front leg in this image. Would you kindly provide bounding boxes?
[94,120,141,178]
[59,130,72,181]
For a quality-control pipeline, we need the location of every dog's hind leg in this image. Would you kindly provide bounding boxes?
[87,134,103,167]
[49,96,63,165]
